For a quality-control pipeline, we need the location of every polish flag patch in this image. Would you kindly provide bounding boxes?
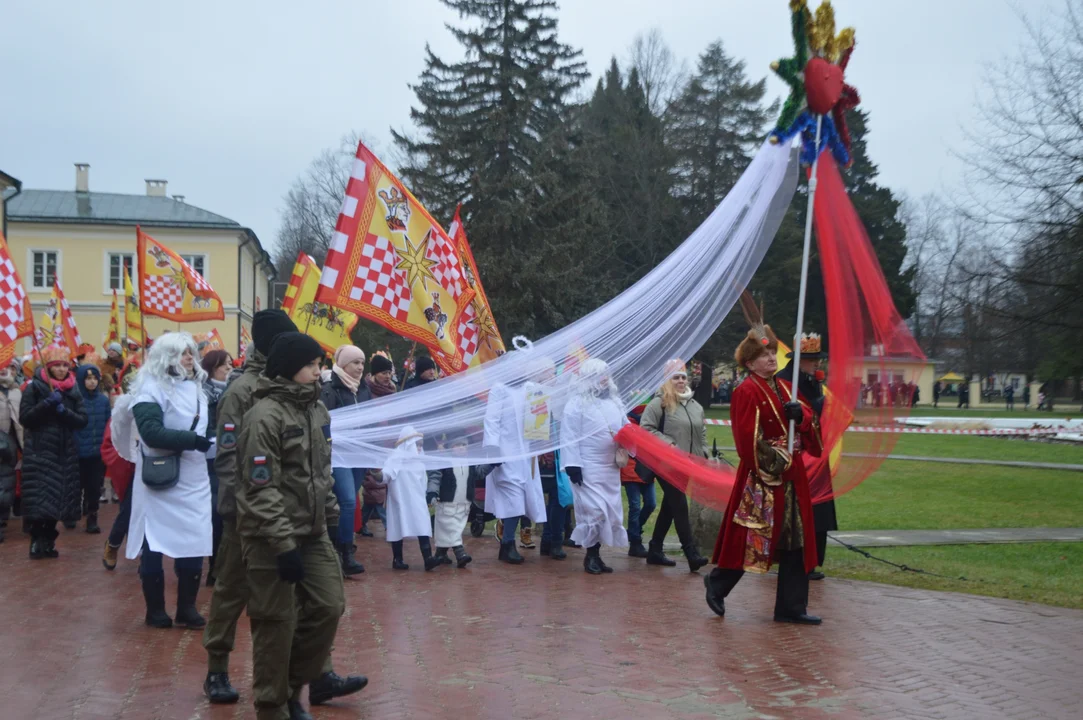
[253,456,267,465]
[223,423,235,432]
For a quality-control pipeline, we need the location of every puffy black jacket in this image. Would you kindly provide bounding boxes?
[319,371,371,412]
[74,365,111,458]
[19,372,88,522]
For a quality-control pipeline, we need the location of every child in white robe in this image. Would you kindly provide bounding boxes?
[381,427,441,571]
[426,435,493,568]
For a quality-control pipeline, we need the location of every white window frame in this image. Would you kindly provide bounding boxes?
[27,249,61,292]
[103,251,136,294]
[180,253,209,281]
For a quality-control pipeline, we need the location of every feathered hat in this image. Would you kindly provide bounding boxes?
[734,291,778,368]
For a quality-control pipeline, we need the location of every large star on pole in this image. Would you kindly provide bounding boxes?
[769,0,811,141]
[395,230,439,292]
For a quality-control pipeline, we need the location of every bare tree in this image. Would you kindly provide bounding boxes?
[627,29,687,118]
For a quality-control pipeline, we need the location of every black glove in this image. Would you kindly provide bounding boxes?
[426,491,438,504]
[276,548,305,584]
[783,401,804,423]
[193,435,212,453]
[566,466,583,485]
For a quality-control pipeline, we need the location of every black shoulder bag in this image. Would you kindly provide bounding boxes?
[142,413,200,491]
[634,404,665,483]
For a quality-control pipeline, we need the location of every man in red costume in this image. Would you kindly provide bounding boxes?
[705,304,823,625]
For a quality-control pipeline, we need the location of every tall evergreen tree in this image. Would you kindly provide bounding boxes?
[668,41,778,224]
[392,0,593,336]
[578,59,680,288]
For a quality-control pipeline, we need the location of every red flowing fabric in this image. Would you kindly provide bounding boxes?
[615,424,737,512]
[806,155,926,502]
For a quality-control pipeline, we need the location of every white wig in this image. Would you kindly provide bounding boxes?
[129,331,207,396]
[579,358,619,398]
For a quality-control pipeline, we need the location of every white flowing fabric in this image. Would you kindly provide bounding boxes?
[433,467,470,547]
[482,382,548,522]
[560,384,629,549]
[125,379,212,561]
[381,431,433,542]
[331,140,800,471]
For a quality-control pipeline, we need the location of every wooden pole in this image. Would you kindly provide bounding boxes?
[400,341,417,390]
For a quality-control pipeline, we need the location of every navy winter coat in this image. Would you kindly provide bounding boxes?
[74,365,111,459]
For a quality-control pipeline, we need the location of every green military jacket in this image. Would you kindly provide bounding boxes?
[234,376,339,555]
[213,351,266,518]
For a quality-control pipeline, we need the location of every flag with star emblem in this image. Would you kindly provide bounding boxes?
[447,206,505,367]
[315,141,476,375]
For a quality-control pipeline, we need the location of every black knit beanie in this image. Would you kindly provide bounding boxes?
[253,309,298,355]
[414,355,436,376]
[370,354,393,375]
[266,332,324,381]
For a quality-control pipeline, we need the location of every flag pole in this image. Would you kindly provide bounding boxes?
[400,341,417,391]
[788,113,824,454]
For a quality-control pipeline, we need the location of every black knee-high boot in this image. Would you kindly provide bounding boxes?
[391,540,408,570]
[419,537,441,571]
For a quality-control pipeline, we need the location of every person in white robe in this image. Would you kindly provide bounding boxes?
[482,350,553,564]
[380,427,441,571]
[560,358,629,574]
[426,434,494,568]
[124,332,213,627]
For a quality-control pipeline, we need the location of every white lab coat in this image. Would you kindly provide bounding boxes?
[381,439,432,542]
[126,378,212,560]
[560,393,628,549]
[482,382,547,523]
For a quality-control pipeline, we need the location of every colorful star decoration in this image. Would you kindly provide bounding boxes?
[395,230,440,292]
[768,0,860,167]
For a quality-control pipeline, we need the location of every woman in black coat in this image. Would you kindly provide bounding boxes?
[19,345,88,559]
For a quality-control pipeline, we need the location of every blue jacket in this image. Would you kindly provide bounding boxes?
[74,365,111,458]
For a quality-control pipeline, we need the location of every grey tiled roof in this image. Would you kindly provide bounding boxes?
[6,190,241,229]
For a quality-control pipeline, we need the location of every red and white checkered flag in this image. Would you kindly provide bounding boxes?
[0,231,34,365]
[137,226,224,322]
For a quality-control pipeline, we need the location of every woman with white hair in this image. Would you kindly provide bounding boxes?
[125,332,213,629]
[559,358,629,574]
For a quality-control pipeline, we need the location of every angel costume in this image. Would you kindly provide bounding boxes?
[380,427,440,571]
[560,359,629,574]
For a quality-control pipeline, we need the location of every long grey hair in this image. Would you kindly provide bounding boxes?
[129,331,208,397]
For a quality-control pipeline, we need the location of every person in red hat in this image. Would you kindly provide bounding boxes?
[18,344,89,559]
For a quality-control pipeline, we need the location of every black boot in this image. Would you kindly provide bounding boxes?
[435,547,454,566]
[592,544,614,573]
[420,537,441,571]
[309,670,369,706]
[339,542,365,576]
[704,574,726,617]
[391,540,409,570]
[174,570,206,629]
[141,573,173,628]
[498,541,524,564]
[646,539,676,566]
[549,541,567,560]
[452,545,472,568]
[203,671,240,704]
[683,543,708,573]
[628,537,648,558]
[287,698,314,720]
[583,546,604,575]
[29,535,45,560]
[85,513,101,534]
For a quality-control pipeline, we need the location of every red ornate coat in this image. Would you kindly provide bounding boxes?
[711,373,822,573]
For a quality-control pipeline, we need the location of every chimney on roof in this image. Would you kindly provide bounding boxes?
[75,163,90,193]
[173,194,185,203]
[145,179,168,197]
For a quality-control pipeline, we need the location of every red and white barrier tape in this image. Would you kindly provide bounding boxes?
[703,419,1067,436]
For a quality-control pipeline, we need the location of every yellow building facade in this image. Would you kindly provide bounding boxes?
[5,165,274,357]
[856,356,937,406]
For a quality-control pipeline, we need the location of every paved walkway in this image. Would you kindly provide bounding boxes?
[2,504,1082,719]
[831,527,1083,547]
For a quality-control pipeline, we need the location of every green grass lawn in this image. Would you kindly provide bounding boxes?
[825,543,1083,610]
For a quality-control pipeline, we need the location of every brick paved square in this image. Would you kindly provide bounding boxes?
[2,504,1081,719]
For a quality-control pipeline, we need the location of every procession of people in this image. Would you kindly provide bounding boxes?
[1,304,840,719]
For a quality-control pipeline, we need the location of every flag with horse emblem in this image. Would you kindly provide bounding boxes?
[282,252,358,354]
[448,206,505,367]
[37,280,83,356]
[136,226,224,322]
[0,231,34,366]
[315,141,476,375]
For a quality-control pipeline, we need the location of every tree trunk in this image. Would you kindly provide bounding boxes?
[694,361,713,408]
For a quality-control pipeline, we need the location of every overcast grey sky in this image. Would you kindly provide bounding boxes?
[1,0,1057,253]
